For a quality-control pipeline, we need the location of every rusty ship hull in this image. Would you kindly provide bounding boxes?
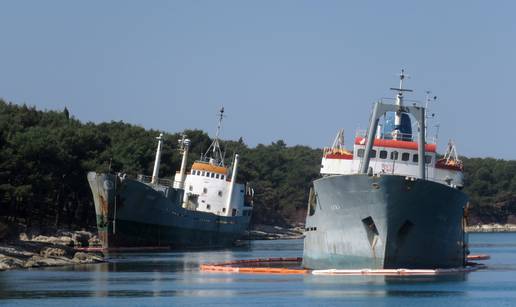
[87,172,250,249]
[302,174,468,270]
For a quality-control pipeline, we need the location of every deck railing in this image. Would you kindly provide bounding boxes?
[355,129,436,144]
[137,174,174,187]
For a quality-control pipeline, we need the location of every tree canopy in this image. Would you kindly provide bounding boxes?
[0,100,514,230]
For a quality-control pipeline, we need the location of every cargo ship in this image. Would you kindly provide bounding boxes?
[303,71,468,269]
[87,108,254,249]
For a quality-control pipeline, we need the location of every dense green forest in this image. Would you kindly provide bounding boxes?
[1,100,515,232]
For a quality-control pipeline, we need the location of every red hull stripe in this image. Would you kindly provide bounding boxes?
[355,137,436,153]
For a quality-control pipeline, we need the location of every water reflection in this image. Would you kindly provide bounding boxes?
[302,273,468,299]
[0,235,514,305]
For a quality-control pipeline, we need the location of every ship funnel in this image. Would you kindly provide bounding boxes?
[151,133,164,185]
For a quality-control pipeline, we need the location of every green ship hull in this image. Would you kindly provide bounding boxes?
[87,172,251,249]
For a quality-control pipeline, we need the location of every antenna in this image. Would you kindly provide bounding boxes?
[434,123,440,142]
[389,69,413,93]
[424,90,438,110]
[424,90,438,137]
[203,106,226,166]
[214,106,225,141]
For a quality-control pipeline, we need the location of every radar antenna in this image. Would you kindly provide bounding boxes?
[389,69,413,95]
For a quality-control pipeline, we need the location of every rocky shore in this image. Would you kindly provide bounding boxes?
[0,230,104,271]
[247,224,305,240]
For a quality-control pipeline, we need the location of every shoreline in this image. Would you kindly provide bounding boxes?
[0,230,104,271]
[247,224,305,240]
[465,224,516,233]
[2,223,513,271]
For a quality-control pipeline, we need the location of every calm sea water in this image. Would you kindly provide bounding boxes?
[1,233,515,306]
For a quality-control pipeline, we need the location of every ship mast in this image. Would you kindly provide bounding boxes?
[203,107,225,166]
[390,69,413,140]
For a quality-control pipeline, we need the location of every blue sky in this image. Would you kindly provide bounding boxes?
[0,1,514,159]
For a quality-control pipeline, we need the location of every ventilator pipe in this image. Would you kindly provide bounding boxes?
[178,138,191,189]
[225,154,239,216]
[151,133,164,184]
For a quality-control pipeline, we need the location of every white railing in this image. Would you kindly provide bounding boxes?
[355,129,437,144]
[137,174,174,187]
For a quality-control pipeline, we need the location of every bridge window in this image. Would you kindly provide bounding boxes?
[211,173,215,178]
[216,174,220,179]
[357,149,365,157]
[413,154,419,163]
[201,171,205,176]
[221,175,225,180]
[425,155,432,164]
[379,150,388,159]
[391,151,399,160]
[401,152,410,161]
[370,150,376,158]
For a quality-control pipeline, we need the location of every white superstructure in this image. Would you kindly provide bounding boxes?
[170,107,253,217]
[320,71,464,189]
